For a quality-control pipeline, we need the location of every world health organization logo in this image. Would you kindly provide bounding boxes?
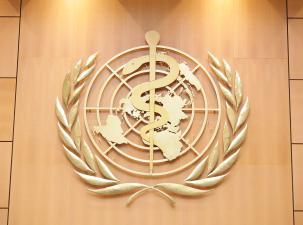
[55,31,249,205]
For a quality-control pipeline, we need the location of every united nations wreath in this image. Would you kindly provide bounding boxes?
[55,52,249,206]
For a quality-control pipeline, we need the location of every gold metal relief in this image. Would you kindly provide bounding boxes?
[55,31,249,205]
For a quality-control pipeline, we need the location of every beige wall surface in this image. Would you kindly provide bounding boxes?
[0,0,301,224]
[288,0,303,223]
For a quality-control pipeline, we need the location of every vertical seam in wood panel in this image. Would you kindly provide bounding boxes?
[0,77,16,142]
[6,0,22,224]
[286,0,296,224]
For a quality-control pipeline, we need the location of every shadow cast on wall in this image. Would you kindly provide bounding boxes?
[8,0,21,11]
[118,0,181,29]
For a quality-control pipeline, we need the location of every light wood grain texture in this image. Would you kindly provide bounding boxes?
[16,0,243,61]
[0,142,12,207]
[0,209,8,225]
[290,81,303,143]
[234,0,287,59]
[8,0,292,225]
[296,212,303,225]
[234,59,291,164]
[289,19,303,79]
[0,18,19,78]
[288,0,303,18]
[0,0,20,16]
[0,79,16,140]
[293,144,303,210]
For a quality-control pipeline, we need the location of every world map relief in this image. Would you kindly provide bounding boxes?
[94,63,201,161]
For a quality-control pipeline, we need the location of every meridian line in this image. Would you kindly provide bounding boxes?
[181,138,199,155]
[106,64,132,90]
[103,119,143,154]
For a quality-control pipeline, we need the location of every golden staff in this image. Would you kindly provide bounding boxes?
[145,31,160,174]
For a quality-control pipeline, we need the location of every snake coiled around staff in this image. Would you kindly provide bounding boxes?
[122,53,180,144]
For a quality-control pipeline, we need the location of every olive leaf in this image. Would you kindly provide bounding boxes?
[89,183,147,196]
[81,140,96,172]
[208,51,221,69]
[208,150,240,177]
[222,59,232,87]
[63,146,93,173]
[155,183,211,196]
[76,172,117,187]
[223,122,231,154]
[57,122,78,153]
[227,124,248,154]
[186,175,226,188]
[62,71,71,106]
[235,98,249,131]
[207,142,219,174]
[85,52,98,68]
[96,157,119,181]
[219,83,236,107]
[226,102,236,132]
[68,101,79,128]
[55,98,69,129]
[185,157,208,181]
[77,65,96,83]
[235,71,243,110]
[210,65,229,85]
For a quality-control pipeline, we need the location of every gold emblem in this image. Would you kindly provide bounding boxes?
[55,31,249,205]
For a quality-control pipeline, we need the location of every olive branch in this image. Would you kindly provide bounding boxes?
[56,53,120,183]
[178,52,250,189]
[55,53,175,206]
[143,53,250,199]
[55,52,249,206]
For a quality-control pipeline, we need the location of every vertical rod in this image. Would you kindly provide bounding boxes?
[145,31,160,174]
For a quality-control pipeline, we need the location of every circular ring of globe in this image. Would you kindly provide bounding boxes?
[83,45,222,177]
[102,70,198,163]
[95,58,208,165]
[107,69,199,152]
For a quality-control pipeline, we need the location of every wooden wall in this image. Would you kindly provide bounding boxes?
[288,0,303,223]
[0,0,301,224]
[0,1,19,225]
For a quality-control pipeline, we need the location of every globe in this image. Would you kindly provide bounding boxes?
[83,45,221,177]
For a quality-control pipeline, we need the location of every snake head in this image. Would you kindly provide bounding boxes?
[122,58,142,76]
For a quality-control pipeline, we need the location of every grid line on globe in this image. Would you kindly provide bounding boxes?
[83,42,221,177]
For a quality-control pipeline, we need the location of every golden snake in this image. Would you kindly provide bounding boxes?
[122,53,180,144]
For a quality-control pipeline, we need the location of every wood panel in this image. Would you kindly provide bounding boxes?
[296,212,303,225]
[0,209,8,225]
[234,59,290,165]
[0,79,16,141]
[9,0,292,225]
[0,0,20,16]
[293,144,303,210]
[288,0,303,18]
[289,19,303,79]
[0,18,19,78]
[290,80,303,143]
[17,0,238,61]
[0,142,12,207]
[234,0,287,59]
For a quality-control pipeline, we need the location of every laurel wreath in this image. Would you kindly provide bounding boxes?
[55,52,249,206]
